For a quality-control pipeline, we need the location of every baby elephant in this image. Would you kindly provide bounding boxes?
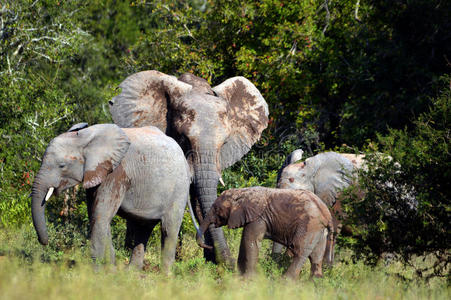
[196,187,334,279]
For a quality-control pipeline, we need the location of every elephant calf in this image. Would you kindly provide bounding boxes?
[31,123,191,273]
[196,187,334,279]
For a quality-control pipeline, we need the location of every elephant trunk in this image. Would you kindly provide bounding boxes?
[196,210,214,250]
[31,172,52,245]
[193,149,232,264]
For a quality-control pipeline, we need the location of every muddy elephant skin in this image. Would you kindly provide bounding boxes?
[31,123,190,273]
[276,151,360,262]
[109,70,269,265]
[196,187,334,279]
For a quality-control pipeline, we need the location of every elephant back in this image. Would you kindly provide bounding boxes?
[310,152,355,207]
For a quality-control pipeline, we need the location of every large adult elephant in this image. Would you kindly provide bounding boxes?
[278,151,359,207]
[109,71,269,265]
[31,124,191,272]
[275,151,360,264]
[277,150,416,264]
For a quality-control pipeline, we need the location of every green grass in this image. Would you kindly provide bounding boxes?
[0,226,448,300]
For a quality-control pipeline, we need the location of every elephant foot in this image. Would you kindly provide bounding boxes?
[310,263,323,278]
[215,249,235,270]
[222,255,236,271]
[203,247,235,270]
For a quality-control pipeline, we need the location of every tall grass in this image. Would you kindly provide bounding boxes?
[0,226,448,300]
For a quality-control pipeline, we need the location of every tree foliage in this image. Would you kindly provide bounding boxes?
[342,78,450,279]
[0,0,449,277]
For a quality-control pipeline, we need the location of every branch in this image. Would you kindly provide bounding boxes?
[6,54,12,75]
[44,108,69,127]
[355,0,361,22]
[317,0,330,34]
[31,50,63,63]
[289,41,297,56]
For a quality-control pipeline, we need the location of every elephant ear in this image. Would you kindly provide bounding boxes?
[227,189,269,229]
[77,124,130,189]
[213,77,269,170]
[68,122,89,132]
[276,148,305,183]
[109,70,192,131]
[313,152,355,207]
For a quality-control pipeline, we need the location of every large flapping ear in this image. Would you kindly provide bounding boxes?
[213,77,269,170]
[226,189,269,229]
[77,124,130,189]
[109,70,192,131]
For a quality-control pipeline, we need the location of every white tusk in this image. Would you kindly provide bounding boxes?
[187,199,200,233]
[219,177,225,187]
[45,187,54,202]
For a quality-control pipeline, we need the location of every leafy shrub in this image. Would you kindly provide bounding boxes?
[342,78,450,280]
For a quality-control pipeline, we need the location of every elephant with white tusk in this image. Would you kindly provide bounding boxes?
[275,150,416,265]
[31,123,193,273]
[109,70,269,266]
[274,150,360,264]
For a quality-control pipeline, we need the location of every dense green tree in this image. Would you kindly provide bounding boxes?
[0,1,449,276]
[342,78,450,279]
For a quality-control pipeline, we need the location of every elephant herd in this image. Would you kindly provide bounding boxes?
[31,71,378,279]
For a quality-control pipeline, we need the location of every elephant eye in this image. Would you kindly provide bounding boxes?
[59,163,66,169]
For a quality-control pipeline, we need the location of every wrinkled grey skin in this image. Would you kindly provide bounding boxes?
[196,187,334,279]
[278,151,356,207]
[276,150,417,263]
[274,151,357,263]
[31,124,190,273]
[109,70,268,265]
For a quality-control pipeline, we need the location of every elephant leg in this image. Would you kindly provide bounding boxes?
[272,242,284,254]
[160,225,179,275]
[90,183,125,265]
[284,230,321,280]
[91,218,115,264]
[160,202,185,275]
[237,219,266,277]
[86,187,98,235]
[127,219,157,270]
[309,229,327,278]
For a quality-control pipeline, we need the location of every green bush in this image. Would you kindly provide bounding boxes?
[1,0,449,282]
[341,78,450,280]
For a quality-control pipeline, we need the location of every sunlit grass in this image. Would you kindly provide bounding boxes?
[0,227,448,300]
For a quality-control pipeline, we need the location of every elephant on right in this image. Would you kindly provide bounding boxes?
[278,151,360,207]
[275,151,363,263]
[275,150,417,263]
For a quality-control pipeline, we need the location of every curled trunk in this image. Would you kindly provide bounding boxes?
[196,210,214,250]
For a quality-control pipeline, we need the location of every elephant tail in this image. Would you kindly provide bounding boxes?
[324,219,335,266]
